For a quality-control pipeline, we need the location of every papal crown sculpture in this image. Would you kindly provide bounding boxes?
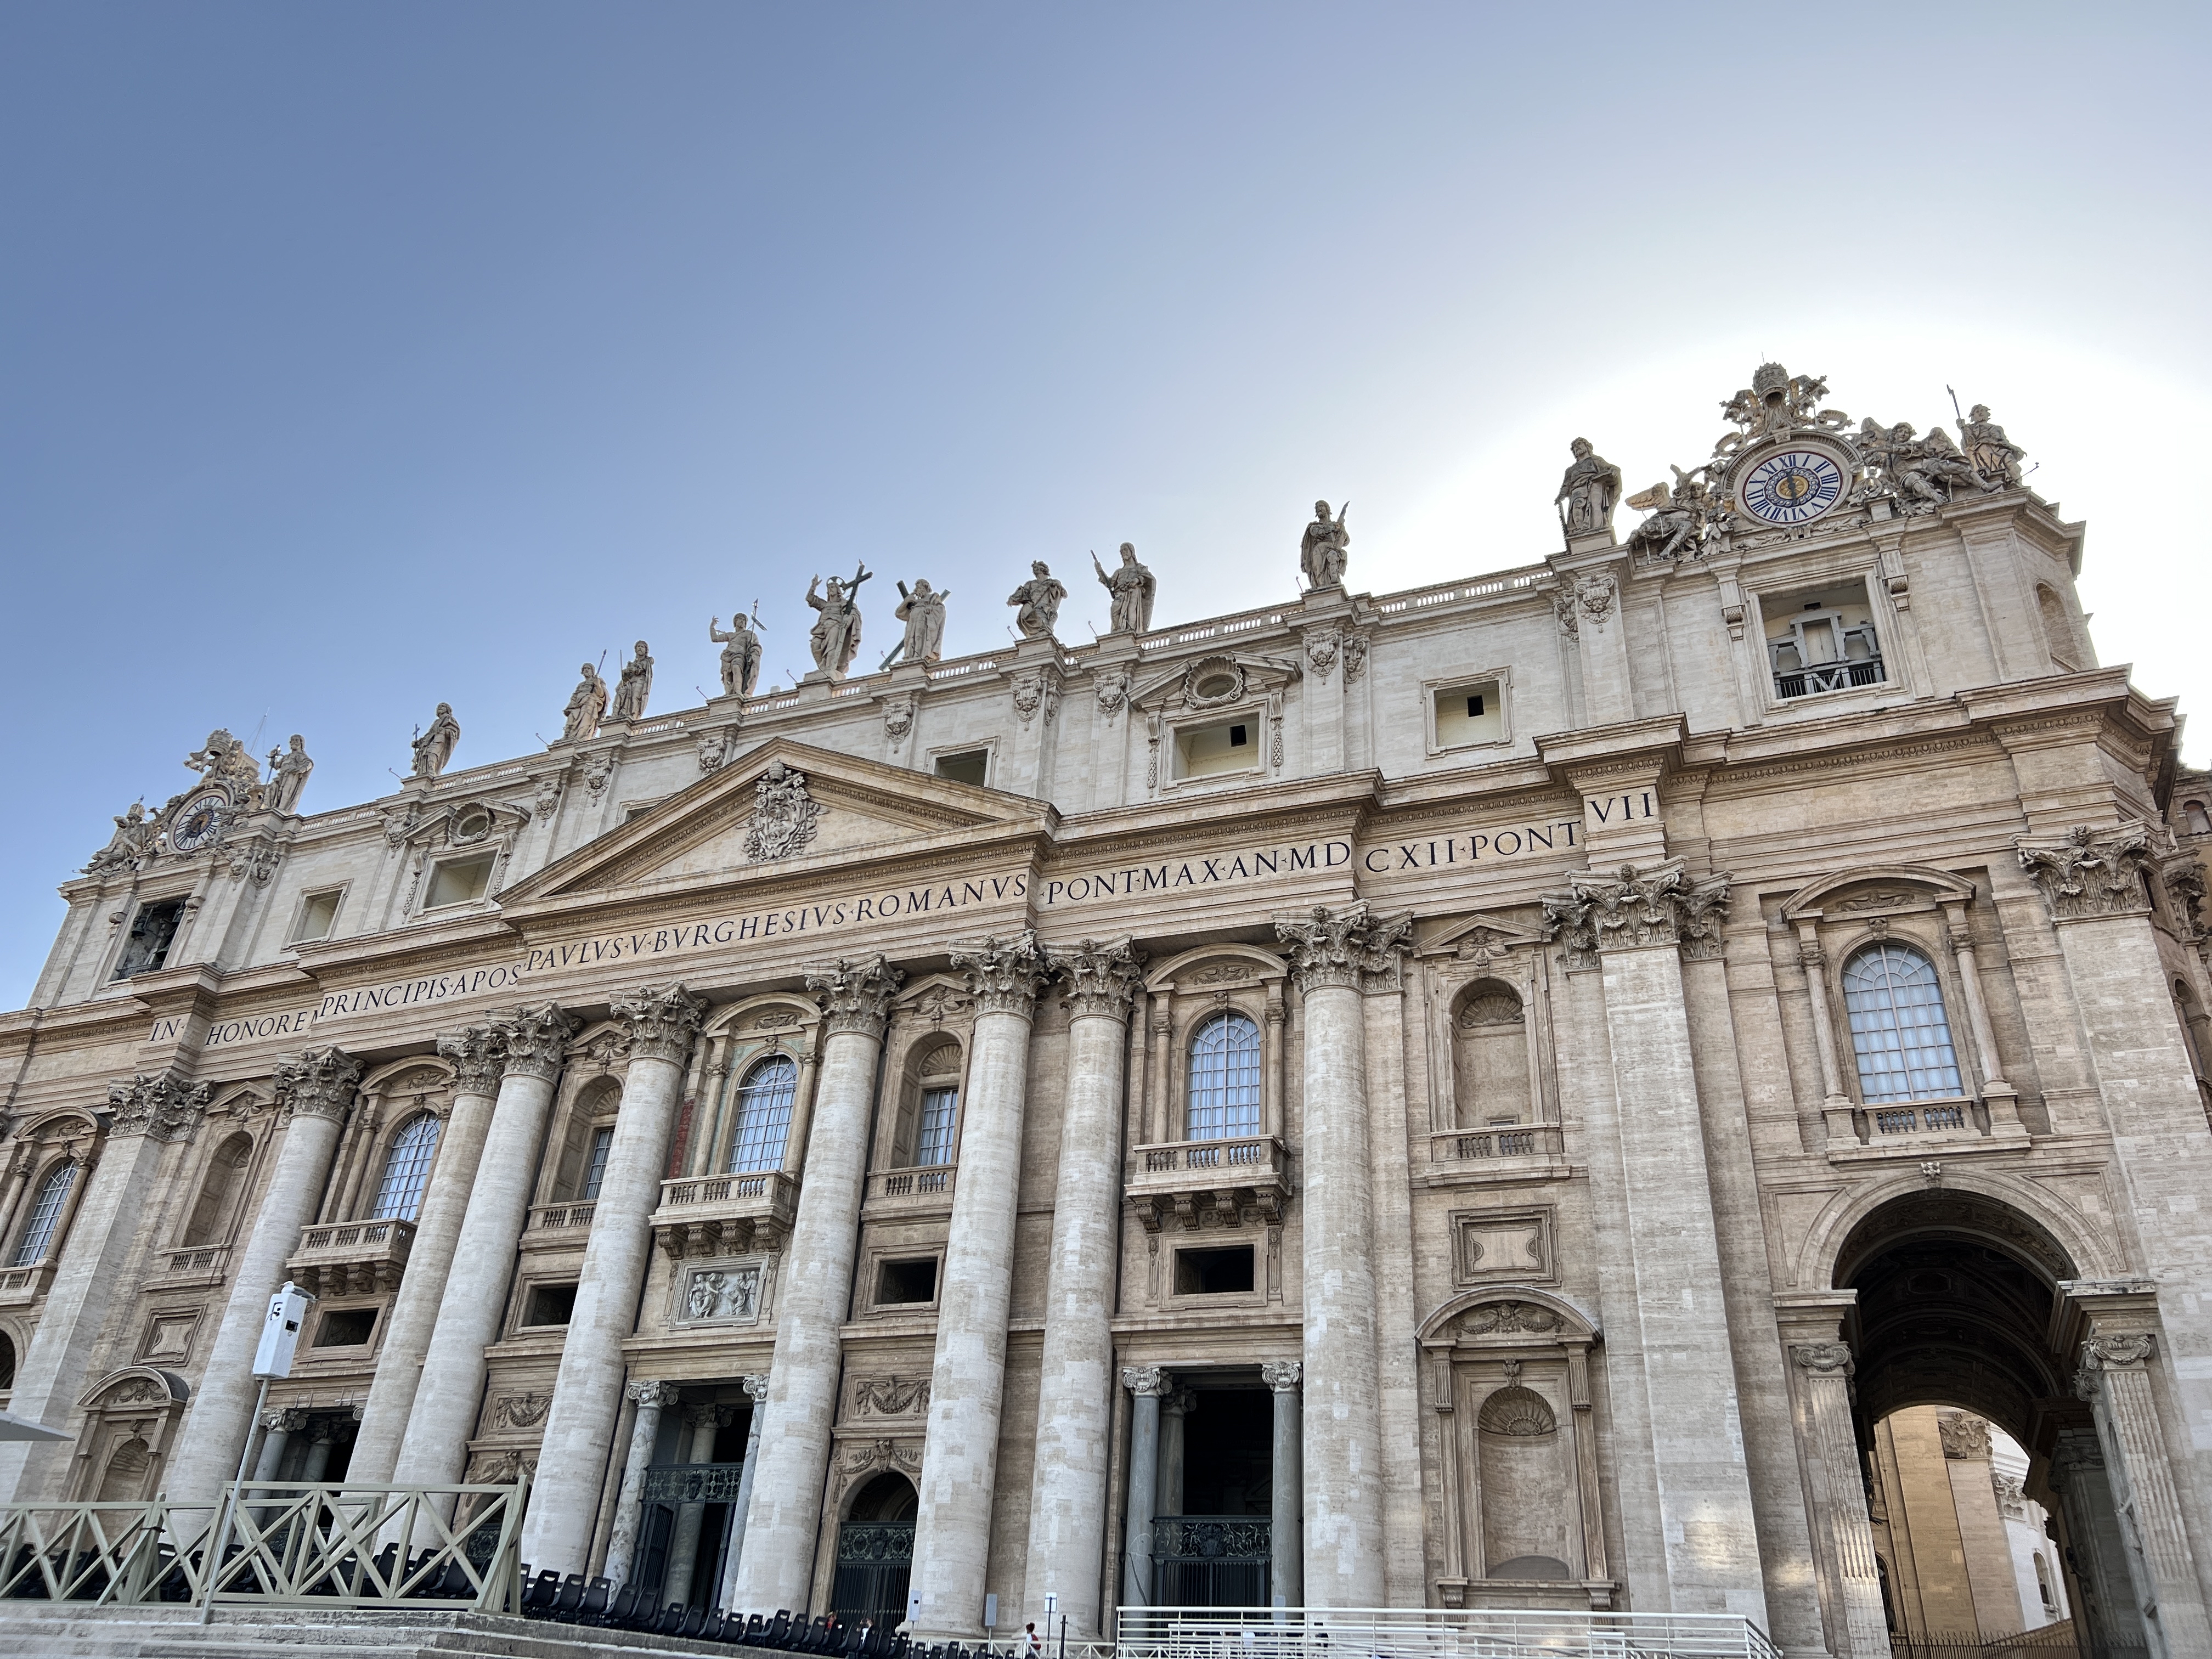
[9,360,2211,1659]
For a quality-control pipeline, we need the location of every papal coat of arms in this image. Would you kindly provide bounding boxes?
[742,761,825,862]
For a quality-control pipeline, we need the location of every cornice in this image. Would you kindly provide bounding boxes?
[1532,715,1690,777]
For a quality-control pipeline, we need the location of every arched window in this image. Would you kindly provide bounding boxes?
[728,1055,799,1174]
[1842,944,1963,1103]
[182,1132,253,1247]
[370,1114,441,1221]
[12,1163,76,1266]
[1187,1012,1262,1140]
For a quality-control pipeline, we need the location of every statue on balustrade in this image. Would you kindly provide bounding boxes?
[1093,543,1156,634]
[1301,500,1350,589]
[710,609,764,699]
[807,565,872,679]
[562,664,607,742]
[1007,561,1066,639]
[1555,439,1622,539]
[611,641,654,721]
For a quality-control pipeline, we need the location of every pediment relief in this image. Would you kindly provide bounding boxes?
[896,974,975,1032]
[1417,913,1551,962]
[504,740,1051,904]
[1129,652,1301,716]
[1144,943,1286,992]
[77,1365,189,1412]
[386,797,532,853]
[1778,864,1976,923]
[566,1020,635,1074]
[1418,1286,1599,1348]
[706,995,820,1040]
[361,1057,453,1098]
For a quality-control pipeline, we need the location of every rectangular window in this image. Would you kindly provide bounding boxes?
[1174,718,1261,780]
[877,1257,939,1305]
[1431,680,1505,749]
[524,1283,578,1327]
[935,749,989,787]
[1174,1245,1255,1295]
[312,1307,377,1347]
[1764,581,1883,701]
[290,888,342,945]
[580,1127,614,1200]
[913,1086,959,1167]
[111,899,185,980]
[424,852,496,910]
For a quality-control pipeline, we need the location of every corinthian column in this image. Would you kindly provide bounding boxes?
[526,984,707,1576]
[393,1003,575,1491]
[910,931,1048,1638]
[1261,1361,1302,1610]
[349,1024,507,1482]
[1024,939,1143,1637]
[0,1074,206,1502]
[1788,1343,1888,1658]
[166,1047,362,1510]
[605,1381,679,1587]
[732,957,901,1616]
[1273,903,1405,1609]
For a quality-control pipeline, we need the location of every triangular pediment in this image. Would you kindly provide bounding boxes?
[500,738,1055,906]
[1416,911,1551,959]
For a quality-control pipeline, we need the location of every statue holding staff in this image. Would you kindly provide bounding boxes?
[1093,543,1156,634]
[884,578,949,668]
[1301,501,1350,588]
[710,608,765,698]
[611,640,654,721]
[562,663,607,741]
[806,563,873,678]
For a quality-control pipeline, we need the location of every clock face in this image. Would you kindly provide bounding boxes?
[170,790,228,854]
[1739,449,1846,526]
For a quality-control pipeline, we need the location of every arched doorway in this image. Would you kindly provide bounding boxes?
[832,1471,916,1628]
[1832,1189,2146,1656]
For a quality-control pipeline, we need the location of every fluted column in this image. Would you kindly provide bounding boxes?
[1023,939,1142,1638]
[2047,1423,2146,1656]
[716,1373,771,1611]
[1261,1362,1302,1611]
[1273,903,1406,1609]
[1788,1343,1888,1658]
[526,984,708,1576]
[1121,1366,1169,1608]
[393,1004,577,1491]
[0,1075,205,1502]
[605,1381,679,1587]
[349,1024,507,1481]
[166,1047,362,1511]
[665,1403,735,1606]
[2076,1326,2212,1656]
[733,957,902,1615]
[911,931,1048,1638]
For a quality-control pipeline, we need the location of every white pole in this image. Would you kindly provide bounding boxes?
[196,1374,269,1624]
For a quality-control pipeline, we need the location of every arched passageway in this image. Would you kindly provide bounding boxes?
[833,1471,917,1628]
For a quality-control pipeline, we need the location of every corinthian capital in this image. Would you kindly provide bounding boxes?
[1540,858,1731,961]
[2017,822,2153,922]
[274,1046,364,1124]
[1260,1360,1302,1392]
[611,984,708,1064]
[436,1024,510,1096]
[805,955,904,1039]
[1121,1364,1170,1397]
[107,1073,211,1142]
[1050,937,1146,1023]
[496,1003,578,1081]
[951,930,1049,1020]
[1273,902,1410,994]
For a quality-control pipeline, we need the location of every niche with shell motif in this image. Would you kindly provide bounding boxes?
[1452,978,1533,1129]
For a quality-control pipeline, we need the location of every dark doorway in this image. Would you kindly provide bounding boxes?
[832,1471,916,1628]
[1157,1385,1272,1607]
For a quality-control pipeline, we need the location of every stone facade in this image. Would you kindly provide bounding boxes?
[2,367,2208,1658]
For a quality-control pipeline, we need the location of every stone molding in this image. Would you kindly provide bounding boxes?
[1049,937,1145,1023]
[436,1025,509,1096]
[498,1003,579,1081]
[1542,858,1731,966]
[805,955,904,1038]
[1272,902,1411,994]
[611,984,708,1064]
[627,1380,680,1408]
[106,1073,211,1143]
[1121,1364,1171,1397]
[1260,1360,1302,1392]
[1790,1341,1853,1376]
[2017,822,2153,922]
[274,1046,364,1124]
[951,930,1049,1020]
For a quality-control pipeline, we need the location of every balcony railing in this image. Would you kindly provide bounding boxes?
[640,1460,748,1504]
[651,1168,798,1260]
[146,1244,231,1286]
[1775,656,1884,700]
[1429,1124,1566,1164]
[1870,1101,1971,1137]
[0,1261,55,1304]
[284,1218,414,1298]
[523,1200,596,1240]
[1126,1136,1290,1232]
[867,1165,957,1208]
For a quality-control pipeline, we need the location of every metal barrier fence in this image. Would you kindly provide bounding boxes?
[0,1479,526,1613]
[1114,1606,1782,1659]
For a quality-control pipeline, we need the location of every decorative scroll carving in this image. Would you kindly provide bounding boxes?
[1273,902,1411,994]
[2017,823,2152,921]
[497,1003,578,1081]
[696,729,731,774]
[1553,574,1617,640]
[1259,1361,1302,1392]
[1096,667,1131,722]
[2158,847,2206,938]
[1305,629,1340,682]
[806,955,903,1039]
[951,930,1049,1020]
[1541,859,1732,961]
[627,1380,679,1408]
[1458,1299,1564,1336]
[1792,1341,1854,1375]
[274,1047,363,1124]
[107,1074,211,1143]
[611,984,707,1065]
[881,694,915,743]
[743,761,825,862]
[436,1025,508,1095]
[492,1392,552,1430]
[1341,634,1368,685]
[2085,1333,2157,1369]
[840,1438,922,1476]
[852,1375,930,1417]
[1051,937,1145,1023]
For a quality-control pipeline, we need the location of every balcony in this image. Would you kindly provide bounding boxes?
[285,1218,414,1297]
[865,1165,957,1216]
[1125,1136,1290,1232]
[651,1169,798,1261]
[0,1261,57,1305]
[1775,655,1884,700]
[1870,1101,1970,1137]
[1429,1124,1566,1163]
[145,1243,231,1289]
[522,1200,597,1248]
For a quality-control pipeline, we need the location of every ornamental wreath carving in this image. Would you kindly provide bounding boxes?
[2017,823,2152,921]
[1459,1299,1564,1336]
[492,1392,552,1430]
[743,761,825,862]
[852,1375,930,1417]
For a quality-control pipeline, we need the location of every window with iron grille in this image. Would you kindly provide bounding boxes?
[728,1054,798,1173]
[371,1113,442,1221]
[1187,1012,1262,1139]
[1842,943,1963,1104]
[12,1163,76,1266]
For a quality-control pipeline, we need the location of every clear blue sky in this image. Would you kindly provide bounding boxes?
[5,4,2207,1007]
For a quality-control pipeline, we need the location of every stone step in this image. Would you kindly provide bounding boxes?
[0,1606,755,1659]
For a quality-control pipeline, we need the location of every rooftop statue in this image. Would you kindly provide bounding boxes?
[1555,439,1623,539]
[710,609,765,699]
[806,564,873,678]
[186,728,266,806]
[411,703,460,778]
[1007,561,1067,639]
[84,802,151,876]
[611,640,654,722]
[1300,500,1350,590]
[1625,466,1716,563]
[563,663,608,742]
[266,734,314,814]
[1959,403,2027,487]
[888,578,949,667]
[1093,543,1156,635]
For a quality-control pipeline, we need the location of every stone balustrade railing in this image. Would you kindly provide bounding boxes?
[650,1169,798,1261]
[1125,1135,1290,1231]
[285,1217,415,1298]
[0,1262,54,1304]
[867,1165,957,1207]
[1867,1100,1971,1137]
[525,1200,597,1237]
[1427,1124,1567,1163]
[145,1243,231,1287]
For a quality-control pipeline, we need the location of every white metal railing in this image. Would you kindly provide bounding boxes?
[1113,1605,1780,1659]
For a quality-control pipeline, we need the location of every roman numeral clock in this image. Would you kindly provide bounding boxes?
[1736,446,1848,526]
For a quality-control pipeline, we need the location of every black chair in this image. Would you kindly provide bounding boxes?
[549,1572,587,1621]
[602,1582,641,1627]
[521,1567,562,1615]
[741,1612,769,1646]
[653,1601,688,1634]
[766,1610,795,1646]
[576,1576,613,1624]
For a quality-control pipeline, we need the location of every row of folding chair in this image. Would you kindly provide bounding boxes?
[515,1567,992,1659]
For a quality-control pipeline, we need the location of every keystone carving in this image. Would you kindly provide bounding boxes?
[1274,902,1412,994]
[611,984,708,1065]
[1542,859,1732,966]
[436,1025,509,1096]
[273,1047,364,1124]
[2017,823,2152,921]
[951,930,1049,1020]
[805,955,904,1039]
[107,1073,211,1143]
[1050,937,1146,1023]
[497,1003,578,1081]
